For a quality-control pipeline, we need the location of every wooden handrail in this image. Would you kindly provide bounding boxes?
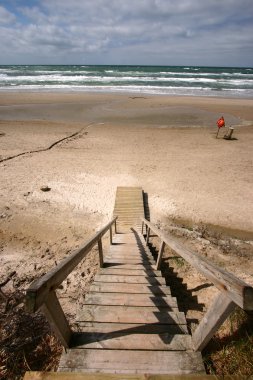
[26,217,117,313]
[141,218,253,310]
[141,217,253,351]
[25,216,117,347]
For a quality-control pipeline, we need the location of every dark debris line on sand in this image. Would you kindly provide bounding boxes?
[0,123,93,164]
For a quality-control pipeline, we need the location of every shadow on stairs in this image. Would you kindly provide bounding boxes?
[56,225,204,374]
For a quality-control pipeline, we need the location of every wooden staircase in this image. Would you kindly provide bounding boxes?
[57,187,204,375]
[113,186,144,232]
[25,187,253,378]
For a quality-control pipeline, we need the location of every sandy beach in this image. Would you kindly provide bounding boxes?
[0,91,253,313]
[0,91,253,379]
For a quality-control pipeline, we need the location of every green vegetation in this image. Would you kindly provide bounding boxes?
[204,308,253,377]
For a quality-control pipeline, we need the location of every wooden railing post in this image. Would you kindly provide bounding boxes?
[98,238,103,268]
[110,226,113,245]
[42,290,72,348]
[114,220,117,234]
[156,241,165,270]
[192,292,236,351]
[146,227,150,245]
[141,221,144,235]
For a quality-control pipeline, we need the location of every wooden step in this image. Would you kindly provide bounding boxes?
[25,373,218,379]
[58,349,204,374]
[89,282,171,295]
[103,263,156,270]
[104,258,156,265]
[99,268,161,276]
[84,292,178,308]
[105,254,154,261]
[94,274,166,285]
[76,305,186,324]
[107,250,152,255]
[70,332,192,350]
[77,321,188,334]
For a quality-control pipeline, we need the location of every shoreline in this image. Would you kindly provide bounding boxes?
[1,88,253,100]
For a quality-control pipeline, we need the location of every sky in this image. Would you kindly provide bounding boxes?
[0,0,252,67]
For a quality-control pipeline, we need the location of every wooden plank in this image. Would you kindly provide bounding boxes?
[105,256,155,262]
[107,247,150,252]
[107,249,151,255]
[102,249,148,256]
[106,255,154,261]
[109,245,150,250]
[114,205,144,209]
[142,218,253,310]
[84,292,178,308]
[192,291,236,351]
[115,217,143,221]
[114,204,142,206]
[77,322,188,334]
[106,254,152,259]
[109,243,146,247]
[70,332,192,351]
[116,186,142,191]
[42,291,72,348]
[109,226,113,245]
[77,305,186,324]
[156,241,165,270]
[58,349,205,374]
[108,251,150,256]
[146,227,150,245]
[115,223,143,226]
[114,213,144,216]
[115,198,143,201]
[103,263,156,270]
[94,274,166,285]
[115,216,144,218]
[116,224,139,227]
[24,372,225,380]
[112,238,141,241]
[116,221,143,224]
[105,256,155,263]
[105,253,154,259]
[97,238,103,268]
[114,206,143,209]
[117,223,143,227]
[114,212,144,215]
[115,204,143,206]
[98,268,161,276]
[114,198,143,201]
[115,197,143,200]
[115,196,143,200]
[89,282,171,295]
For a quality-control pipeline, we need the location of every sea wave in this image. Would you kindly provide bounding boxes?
[0,65,252,98]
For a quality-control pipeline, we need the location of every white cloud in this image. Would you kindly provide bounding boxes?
[0,0,252,65]
[0,5,16,25]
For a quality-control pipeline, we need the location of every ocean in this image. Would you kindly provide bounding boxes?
[0,65,253,98]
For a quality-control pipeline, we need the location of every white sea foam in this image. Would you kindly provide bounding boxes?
[0,65,252,98]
